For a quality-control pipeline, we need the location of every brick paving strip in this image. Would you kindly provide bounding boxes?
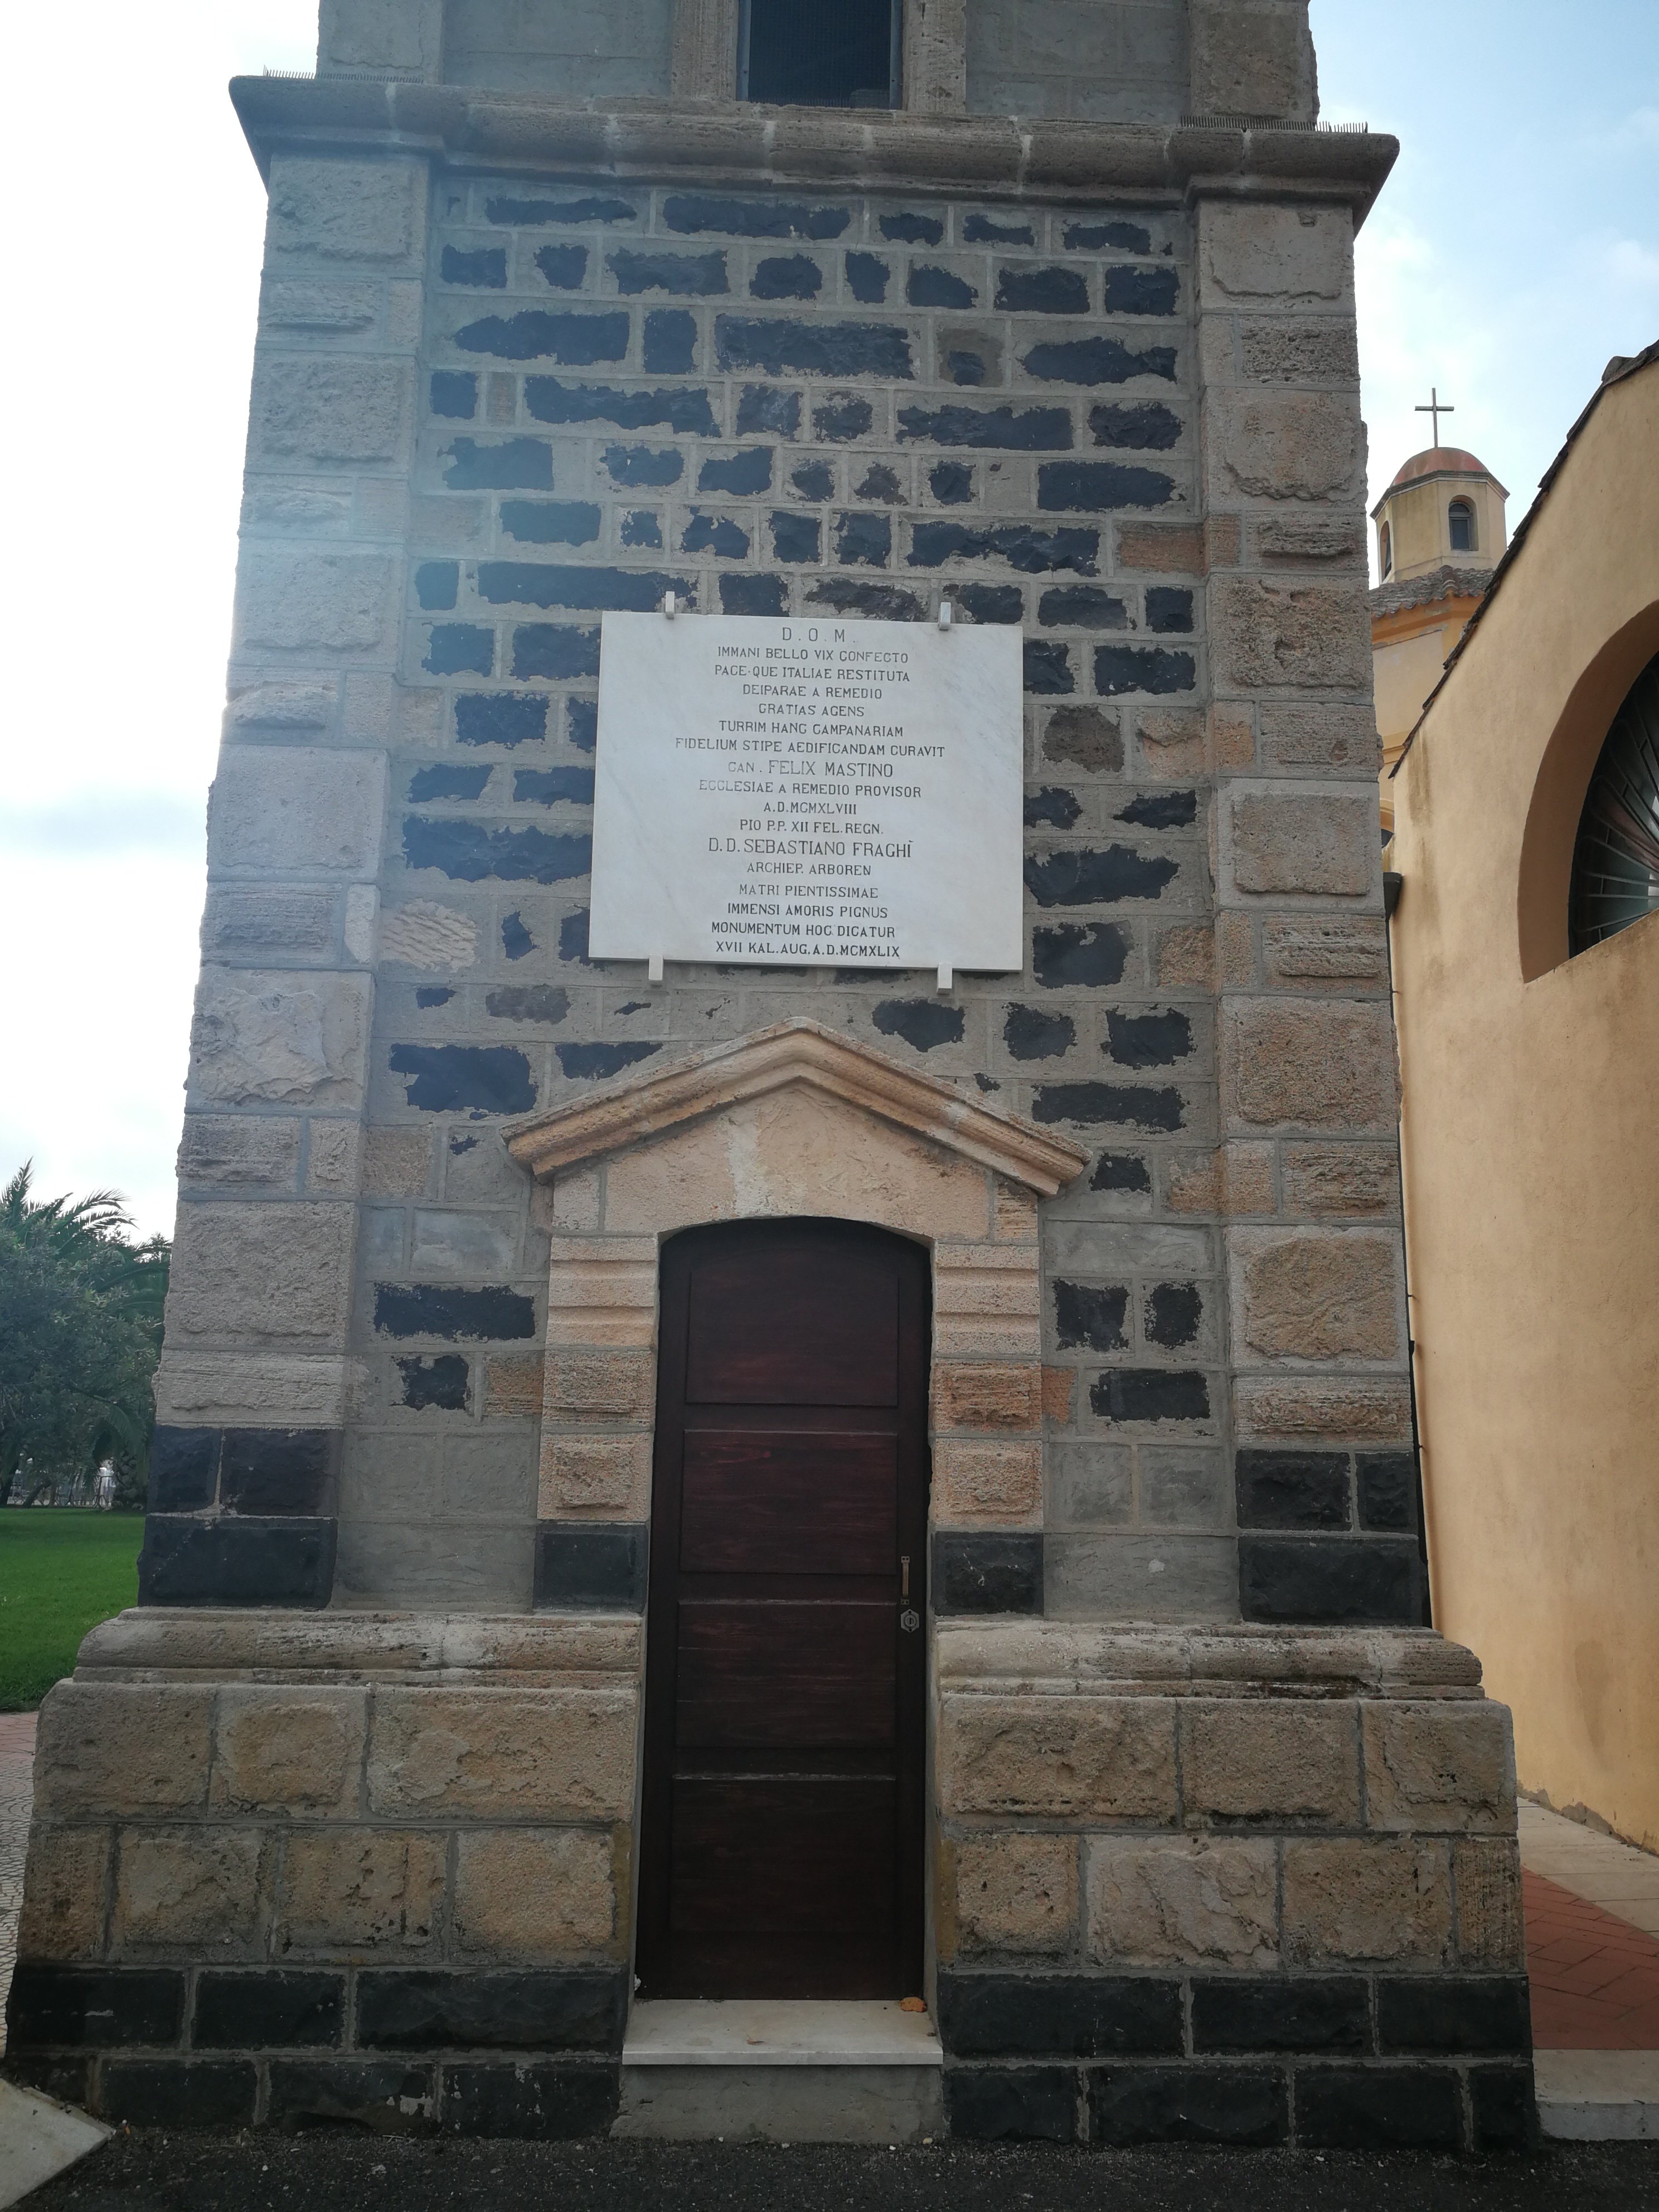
[1524,1872,1659,2050]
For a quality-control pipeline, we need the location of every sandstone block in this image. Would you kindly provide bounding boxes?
[259,278,378,334]
[1259,702,1380,773]
[1230,794,1375,898]
[238,550,396,653]
[177,1116,302,1191]
[1190,3,1314,122]
[225,682,336,733]
[1282,1838,1452,1965]
[538,1435,649,1519]
[486,1355,546,1419]
[18,1826,111,1961]
[208,748,385,876]
[938,1695,1177,1821]
[307,1121,363,1195]
[269,156,419,261]
[1223,1001,1398,1132]
[253,357,412,465]
[1454,1837,1526,1967]
[210,1689,366,1816]
[932,1363,1042,1432]
[547,1239,659,1351]
[552,1167,603,1234]
[1181,1700,1360,1825]
[201,887,336,960]
[1235,1377,1413,1443]
[378,901,479,971]
[934,1247,1042,1357]
[993,1183,1040,1241]
[190,969,372,1109]
[951,1832,1077,1956]
[1264,920,1389,988]
[1041,1366,1074,1423]
[1282,1145,1399,1218]
[1211,579,1371,693]
[1205,204,1350,303]
[1137,708,1206,778]
[1235,1231,1402,1362]
[367,1688,637,1820]
[1257,517,1367,566]
[545,1350,656,1421]
[1210,705,1255,769]
[111,1828,266,1957]
[1086,1836,1277,1969]
[1167,1143,1275,1219]
[166,1204,356,1345]
[1158,923,1216,989]
[1239,321,1360,385]
[453,1829,617,1958]
[1212,391,1362,504]
[933,1441,1042,1526]
[1116,521,1205,576]
[321,0,443,76]
[276,1827,445,1954]
[153,1351,365,1427]
[1362,1702,1516,1833]
[34,1684,212,1817]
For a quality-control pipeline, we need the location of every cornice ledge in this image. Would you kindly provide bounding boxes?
[230,77,1396,212]
[504,1017,1090,1194]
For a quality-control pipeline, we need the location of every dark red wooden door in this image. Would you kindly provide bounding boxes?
[636,1219,930,1998]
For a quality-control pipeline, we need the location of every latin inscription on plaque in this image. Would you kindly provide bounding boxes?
[589,612,1023,971]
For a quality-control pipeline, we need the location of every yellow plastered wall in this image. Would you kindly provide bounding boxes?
[1389,363,1659,1850]
[1379,472,1508,583]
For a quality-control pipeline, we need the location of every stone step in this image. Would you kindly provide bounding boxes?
[1535,2051,1659,2141]
[615,2000,944,2143]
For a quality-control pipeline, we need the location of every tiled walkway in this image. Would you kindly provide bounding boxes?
[1519,1802,1659,2053]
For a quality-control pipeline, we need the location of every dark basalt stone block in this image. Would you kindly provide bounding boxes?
[872,999,964,1050]
[1038,585,1128,629]
[751,254,823,300]
[1103,265,1180,315]
[6,1965,185,2050]
[410,764,491,802]
[148,1427,220,1513]
[856,463,904,503]
[1025,846,1177,905]
[1064,220,1152,253]
[996,267,1090,314]
[398,1355,471,1413]
[1032,1083,1183,1132]
[1144,1284,1202,1350]
[1471,2063,1540,2151]
[1089,2064,1288,2146]
[1357,1451,1418,1532]
[101,2059,258,2128]
[721,574,789,615]
[1239,1537,1424,1626]
[938,1972,1183,2058]
[500,500,603,546]
[908,265,977,309]
[609,249,726,296]
[1295,2063,1464,2151]
[736,384,801,436]
[511,627,603,681]
[1092,1152,1150,1193]
[1038,461,1177,511]
[442,245,506,289]
[1191,1976,1370,2054]
[440,2060,621,2138]
[502,911,535,960]
[1236,1450,1351,1531]
[1089,401,1182,450]
[1146,586,1195,633]
[401,816,591,885]
[416,562,458,609]
[1094,646,1197,696]
[880,211,944,245]
[603,444,685,486]
[266,2059,436,2131]
[700,447,773,495]
[945,2065,1079,2143]
[193,1972,345,2051]
[682,514,751,558]
[644,309,698,373]
[846,251,889,303]
[357,1970,628,2054]
[430,371,477,419]
[910,523,1098,575]
[479,564,691,613]
[1004,1002,1076,1056]
[487,195,637,226]
[424,626,494,677]
[556,1041,663,1080]
[932,1534,1044,1617]
[443,436,555,490]
[455,694,548,748]
[455,310,629,363]
[527,381,719,436]
[621,511,662,549]
[813,394,875,442]
[771,512,822,564]
[964,214,1034,245]
[716,318,913,379]
[663,194,851,241]
[1032,921,1129,988]
[792,461,835,500]
[513,768,594,806]
[219,1429,338,1516]
[1054,1281,1128,1352]
[373,1286,536,1342]
[485,986,570,1025]
[1023,642,1073,694]
[805,581,924,619]
[1117,790,1196,828]
[1091,1370,1210,1422]
[835,512,892,566]
[558,910,590,962]
[955,584,1023,624]
[138,1519,336,1608]
[1022,336,1177,386]
[1023,788,1081,829]
[389,1044,537,1115]
[416,988,454,1009]
[535,1524,649,1612]
[1105,1007,1192,1066]
[930,462,973,503]
[1376,1977,1532,2054]
[533,244,588,290]
[897,403,1071,451]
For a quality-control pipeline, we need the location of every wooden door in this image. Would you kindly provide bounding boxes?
[636,1219,930,1999]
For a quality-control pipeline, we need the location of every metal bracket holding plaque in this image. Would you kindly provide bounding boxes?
[589,612,1024,977]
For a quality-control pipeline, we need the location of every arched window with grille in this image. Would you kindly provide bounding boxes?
[1568,651,1659,953]
[1448,497,1476,554]
[1379,521,1393,578]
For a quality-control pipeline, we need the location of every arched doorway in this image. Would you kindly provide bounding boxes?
[636,1219,930,1999]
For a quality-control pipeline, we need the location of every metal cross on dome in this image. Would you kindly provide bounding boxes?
[1417,387,1456,445]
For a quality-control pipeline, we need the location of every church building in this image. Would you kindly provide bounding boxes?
[7,0,1533,2151]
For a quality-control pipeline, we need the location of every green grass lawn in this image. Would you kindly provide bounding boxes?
[0,1508,144,1711]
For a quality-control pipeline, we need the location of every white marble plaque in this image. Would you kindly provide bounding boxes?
[589,612,1024,972]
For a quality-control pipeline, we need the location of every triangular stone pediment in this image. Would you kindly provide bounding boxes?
[505,1019,1088,1196]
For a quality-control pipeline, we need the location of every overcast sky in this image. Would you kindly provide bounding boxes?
[2,0,1655,1239]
